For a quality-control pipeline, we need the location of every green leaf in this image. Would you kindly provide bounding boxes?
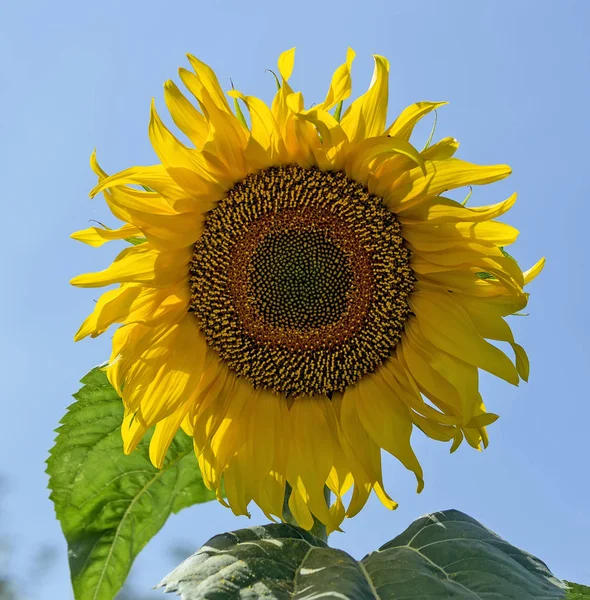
[265,69,280,91]
[333,100,344,122]
[421,108,438,151]
[461,185,473,206]
[87,218,146,246]
[363,509,566,599]
[501,246,518,263]
[158,510,567,599]
[230,79,249,130]
[566,581,590,599]
[47,368,215,600]
[157,523,331,598]
[476,271,496,280]
[124,236,147,246]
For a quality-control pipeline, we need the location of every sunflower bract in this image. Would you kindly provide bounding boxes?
[71,48,544,532]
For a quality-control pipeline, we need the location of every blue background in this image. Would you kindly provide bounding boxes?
[1,0,588,597]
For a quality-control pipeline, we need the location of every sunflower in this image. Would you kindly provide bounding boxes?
[71,48,543,532]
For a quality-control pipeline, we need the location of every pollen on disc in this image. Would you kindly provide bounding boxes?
[189,165,414,398]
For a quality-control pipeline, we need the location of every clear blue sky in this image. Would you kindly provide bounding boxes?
[1,0,588,597]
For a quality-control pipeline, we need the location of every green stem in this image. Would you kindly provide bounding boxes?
[282,483,331,544]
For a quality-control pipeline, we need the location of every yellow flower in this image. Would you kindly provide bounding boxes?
[71,49,543,532]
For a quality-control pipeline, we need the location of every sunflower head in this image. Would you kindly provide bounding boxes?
[71,48,543,532]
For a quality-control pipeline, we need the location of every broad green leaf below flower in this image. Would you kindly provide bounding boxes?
[47,368,216,600]
[158,509,567,599]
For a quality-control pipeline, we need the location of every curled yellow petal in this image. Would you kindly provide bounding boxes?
[186,54,232,113]
[319,47,356,111]
[410,289,520,385]
[344,136,426,184]
[340,54,389,142]
[355,373,424,491]
[387,159,512,212]
[385,101,448,140]
[164,80,210,148]
[524,257,546,285]
[71,223,143,247]
[74,282,189,341]
[421,136,459,161]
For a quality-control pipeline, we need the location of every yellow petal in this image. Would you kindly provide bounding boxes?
[149,100,232,194]
[199,375,251,486]
[256,471,286,522]
[164,80,210,148]
[223,452,253,517]
[124,316,208,425]
[326,452,354,499]
[243,390,288,495]
[176,70,248,175]
[327,496,346,534]
[270,52,299,138]
[410,289,519,385]
[106,323,147,396]
[295,109,348,169]
[512,343,530,382]
[410,244,525,295]
[403,220,520,249]
[75,287,132,341]
[89,169,206,250]
[90,155,189,207]
[385,101,448,140]
[465,412,499,429]
[287,487,315,531]
[329,392,373,518]
[121,409,149,455]
[190,358,236,452]
[319,48,356,111]
[200,100,248,176]
[109,322,185,412]
[338,388,397,512]
[287,396,339,530]
[70,244,191,288]
[400,320,479,422]
[340,54,389,142]
[411,262,515,299]
[355,373,424,491]
[277,47,296,81]
[227,90,285,163]
[421,136,459,160]
[344,136,425,184]
[149,394,194,468]
[386,159,512,212]
[282,117,319,168]
[71,223,143,247]
[186,54,232,113]
[524,257,546,285]
[384,354,464,429]
[400,192,517,224]
[74,282,189,341]
[454,293,518,342]
[461,396,492,450]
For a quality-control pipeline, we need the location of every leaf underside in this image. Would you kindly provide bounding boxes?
[158,509,568,599]
[47,368,215,600]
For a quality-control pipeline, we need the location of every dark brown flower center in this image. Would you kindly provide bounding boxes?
[227,207,374,351]
[189,165,414,397]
